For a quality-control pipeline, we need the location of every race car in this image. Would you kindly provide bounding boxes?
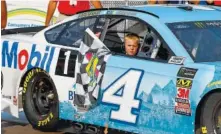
[1,4,221,134]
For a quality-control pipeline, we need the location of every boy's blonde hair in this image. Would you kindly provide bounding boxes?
[125,33,140,45]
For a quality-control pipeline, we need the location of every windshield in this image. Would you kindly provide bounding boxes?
[167,21,221,62]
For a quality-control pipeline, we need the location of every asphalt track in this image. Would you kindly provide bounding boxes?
[1,121,63,134]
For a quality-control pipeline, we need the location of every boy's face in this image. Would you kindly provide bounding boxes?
[125,38,139,56]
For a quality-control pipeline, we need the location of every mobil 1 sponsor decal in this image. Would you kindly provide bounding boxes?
[175,78,192,116]
[1,41,55,72]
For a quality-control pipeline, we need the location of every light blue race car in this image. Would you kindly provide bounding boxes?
[1,4,221,134]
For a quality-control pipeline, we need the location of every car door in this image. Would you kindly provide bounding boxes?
[100,16,193,133]
[43,16,103,104]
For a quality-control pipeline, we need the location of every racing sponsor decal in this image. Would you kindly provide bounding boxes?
[194,22,205,28]
[176,78,192,88]
[2,95,12,99]
[106,10,137,16]
[201,126,207,134]
[174,24,190,29]
[69,90,75,100]
[38,112,54,126]
[174,102,191,116]
[206,21,221,27]
[177,67,198,79]
[207,81,221,87]
[168,56,185,65]
[175,87,190,104]
[69,84,76,100]
[55,49,78,78]
[78,10,101,18]
[2,41,55,72]
[175,78,192,116]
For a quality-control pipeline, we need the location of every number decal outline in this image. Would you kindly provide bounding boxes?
[101,68,144,126]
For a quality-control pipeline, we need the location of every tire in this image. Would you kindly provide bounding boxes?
[22,68,59,131]
[196,92,221,134]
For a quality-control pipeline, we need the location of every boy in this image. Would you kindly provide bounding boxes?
[124,33,140,56]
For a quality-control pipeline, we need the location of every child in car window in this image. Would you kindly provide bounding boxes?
[124,33,140,56]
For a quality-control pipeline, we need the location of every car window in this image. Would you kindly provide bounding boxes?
[45,17,97,47]
[167,21,221,62]
[103,17,173,61]
[103,18,146,54]
[45,24,67,42]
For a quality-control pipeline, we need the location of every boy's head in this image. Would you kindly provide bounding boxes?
[124,33,140,56]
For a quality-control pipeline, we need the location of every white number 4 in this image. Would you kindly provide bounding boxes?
[102,69,144,124]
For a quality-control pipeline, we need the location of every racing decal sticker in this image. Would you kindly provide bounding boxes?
[2,41,55,72]
[175,87,190,104]
[176,78,192,88]
[106,10,137,16]
[2,95,12,99]
[207,80,221,88]
[201,126,207,134]
[194,22,205,28]
[174,102,191,116]
[177,67,198,79]
[78,10,101,18]
[168,56,185,65]
[205,21,221,27]
[102,68,144,125]
[175,78,192,116]
[68,84,76,101]
[55,49,78,78]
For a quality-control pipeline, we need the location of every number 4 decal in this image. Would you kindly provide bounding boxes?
[102,69,144,125]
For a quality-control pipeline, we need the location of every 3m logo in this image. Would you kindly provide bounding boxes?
[177,88,189,99]
[177,78,192,88]
[195,22,205,28]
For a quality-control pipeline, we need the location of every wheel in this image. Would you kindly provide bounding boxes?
[196,92,221,134]
[22,68,59,131]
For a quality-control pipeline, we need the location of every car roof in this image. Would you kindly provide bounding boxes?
[127,5,221,23]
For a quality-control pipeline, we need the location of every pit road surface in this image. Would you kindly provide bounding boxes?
[1,121,63,134]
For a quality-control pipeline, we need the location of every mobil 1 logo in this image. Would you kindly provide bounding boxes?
[55,48,78,78]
